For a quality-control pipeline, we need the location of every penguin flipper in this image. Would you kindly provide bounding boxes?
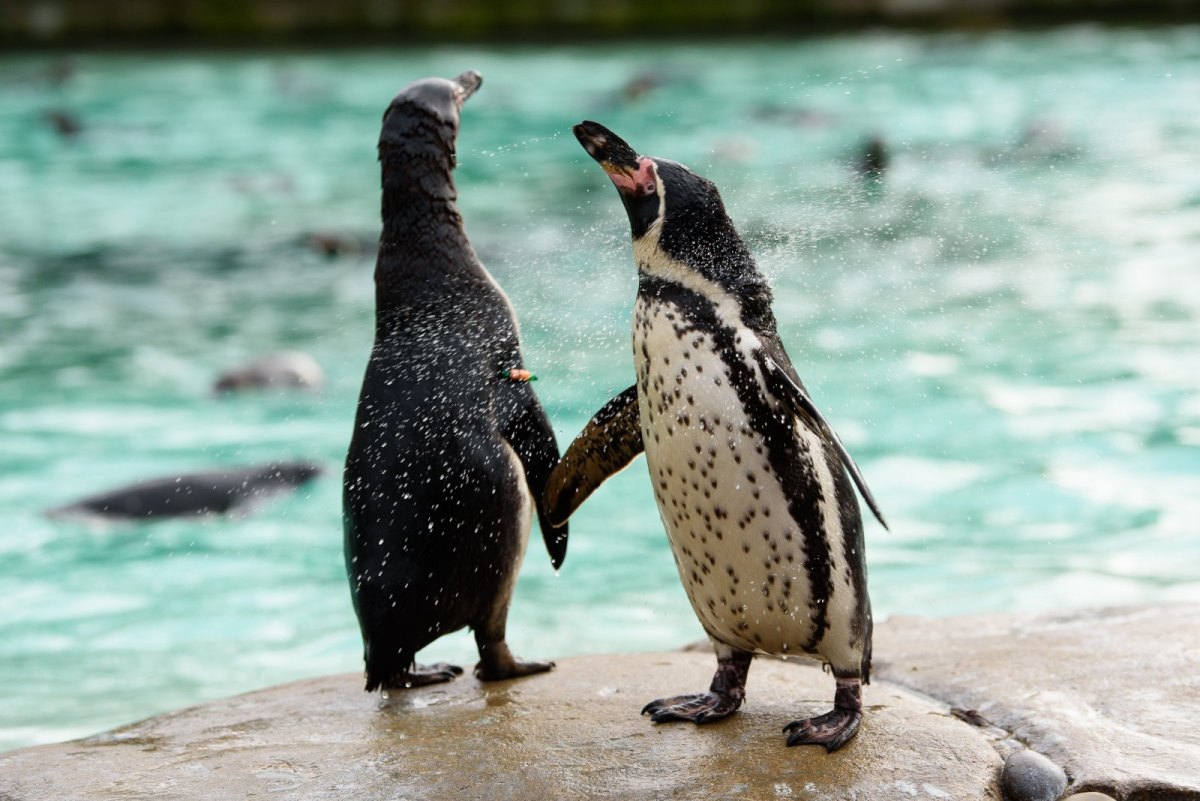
[760,355,889,531]
[544,385,643,528]
[501,388,569,569]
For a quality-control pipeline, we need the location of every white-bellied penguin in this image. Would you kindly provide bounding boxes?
[546,121,888,751]
[343,71,566,692]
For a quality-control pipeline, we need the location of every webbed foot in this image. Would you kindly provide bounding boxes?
[475,640,554,681]
[783,677,863,752]
[642,692,740,723]
[385,662,463,690]
[643,647,753,726]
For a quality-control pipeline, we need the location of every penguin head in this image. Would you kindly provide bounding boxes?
[575,120,758,294]
[379,70,482,175]
[574,120,664,240]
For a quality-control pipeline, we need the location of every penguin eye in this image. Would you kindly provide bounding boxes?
[645,181,656,194]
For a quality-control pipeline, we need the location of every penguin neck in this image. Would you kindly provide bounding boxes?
[633,222,777,334]
[378,155,466,246]
[375,154,481,306]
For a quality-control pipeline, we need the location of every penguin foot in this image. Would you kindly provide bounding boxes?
[783,678,863,752]
[643,647,753,724]
[474,656,555,682]
[385,662,464,690]
[474,639,554,681]
[641,691,741,724]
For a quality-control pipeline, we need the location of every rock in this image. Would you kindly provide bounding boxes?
[1062,794,1117,801]
[0,652,1002,801]
[1001,750,1067,801]
[874,604,1200,799]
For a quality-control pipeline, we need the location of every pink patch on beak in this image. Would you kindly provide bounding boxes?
[606,158,657,195]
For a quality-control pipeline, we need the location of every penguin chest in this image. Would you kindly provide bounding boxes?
[632,296,830,657]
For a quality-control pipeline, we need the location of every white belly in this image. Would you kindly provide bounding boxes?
[633,295,859,663]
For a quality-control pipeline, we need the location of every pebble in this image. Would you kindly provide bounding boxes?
[1001,750,1068,801]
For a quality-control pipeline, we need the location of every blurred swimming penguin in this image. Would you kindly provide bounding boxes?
[43,109,82,139]
[48,461,323,521]
[343,71,565,692]
[213,351,324,394]
[855,135,888,183]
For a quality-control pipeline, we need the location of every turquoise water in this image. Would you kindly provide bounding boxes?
[3,28,1200,751]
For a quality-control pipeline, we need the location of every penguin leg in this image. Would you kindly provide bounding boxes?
[473,586,555,681]
[471,555,554,681]
[783,676,863,752]
[642,644,752,724]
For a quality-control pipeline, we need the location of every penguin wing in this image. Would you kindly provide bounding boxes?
[758,351,889,531]
[543,385,643,528]
[501,388,569,569]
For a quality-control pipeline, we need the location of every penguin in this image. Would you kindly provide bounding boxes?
[546,121,888,752]
[48,461,323,521]
[854,134,888,188]
[343,71,565,692]
[213,350,324,394]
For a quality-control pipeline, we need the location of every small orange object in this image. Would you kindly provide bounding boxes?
[501,368,536,382]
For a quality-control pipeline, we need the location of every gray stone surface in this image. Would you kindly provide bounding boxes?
[5,604,1198,800]
[1001,750,1068,801]
[0,652,1001,801]
[874,604,1200,800]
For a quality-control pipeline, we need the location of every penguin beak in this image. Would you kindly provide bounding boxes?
[573,120,657,197]
[453,70,483,107]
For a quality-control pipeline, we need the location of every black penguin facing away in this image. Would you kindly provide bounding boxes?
[344,71,565,692]
[547,121,888,752]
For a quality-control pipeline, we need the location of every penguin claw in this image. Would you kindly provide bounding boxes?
[783,706,862,752]
[641,692,740,724]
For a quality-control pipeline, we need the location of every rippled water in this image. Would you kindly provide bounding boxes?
[2,28,1199,751]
